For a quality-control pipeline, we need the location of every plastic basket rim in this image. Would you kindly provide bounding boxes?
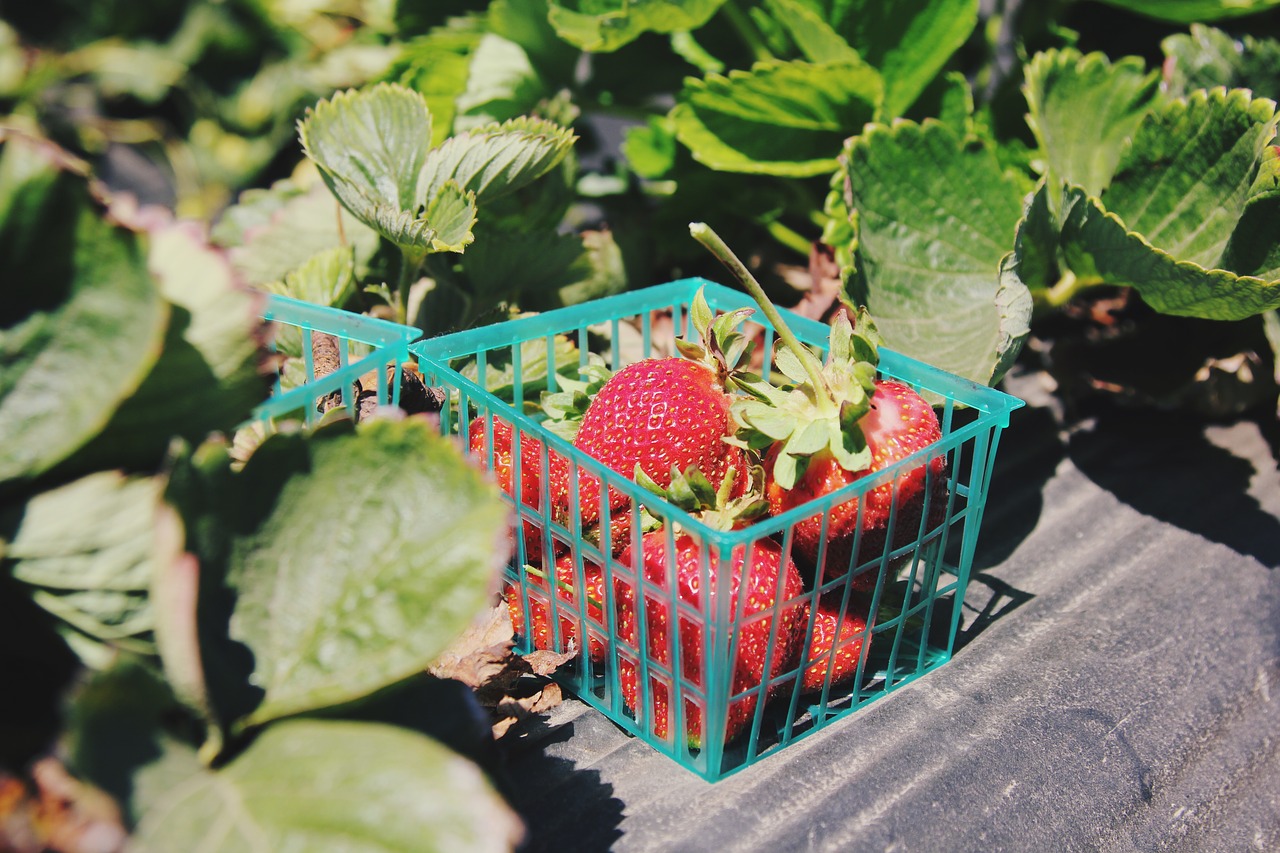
[413,277,1024,419]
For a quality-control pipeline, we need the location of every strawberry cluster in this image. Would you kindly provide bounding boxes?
[471,225,949,750]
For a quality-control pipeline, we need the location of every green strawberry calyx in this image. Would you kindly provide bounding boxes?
[538,354,613,441]
[689,221,884,490]
[635,463,770,532]
[677,286,766,394]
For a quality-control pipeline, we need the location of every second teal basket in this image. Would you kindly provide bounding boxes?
[414,278,1023,782]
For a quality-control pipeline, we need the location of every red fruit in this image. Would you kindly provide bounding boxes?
[504,553,607,662]
[799,595,872,693]
[766,380,947,586]
[469,416,556,563]
[552,358,744,533]
[613,530,807,748]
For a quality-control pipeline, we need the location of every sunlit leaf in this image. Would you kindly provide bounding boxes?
[1093,0,1280,23]
[1103,88,1277,270]
[131,719,523,852]
[418,115,577,205]
[1162,24,1280,100]
[1023,48,1160,206]
[840,119,1031,384]
[0,132,168,487]
[546,0,727,52]
[298,83,435,248]
[673,59,881,176]
[1061,186,1280,320]
[217,419,508,727]
[801,0,980,117]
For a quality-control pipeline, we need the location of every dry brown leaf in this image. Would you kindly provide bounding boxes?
[429,604,519,691]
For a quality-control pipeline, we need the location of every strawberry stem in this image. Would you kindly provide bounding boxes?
[689,222,836,417]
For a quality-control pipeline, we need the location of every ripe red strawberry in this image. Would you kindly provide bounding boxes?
[553,358,744,524]
[549,289,757,549]
[765,380,947,585]
[690,222,949,591]
[798,594,873,692]
[504,553,607,662]
[469,415,554,564]
[613,529,807,748]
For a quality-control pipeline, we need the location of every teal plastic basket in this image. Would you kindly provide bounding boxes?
[252,294,421,426]
[413,278,1023,782]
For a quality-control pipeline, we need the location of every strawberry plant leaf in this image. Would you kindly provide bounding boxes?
[298,83,439,250]
[1092,0,1280,23]
[798,0,980,118]
[1010,180,1061,293]
[211,419,508,728]
[1023,48,1160,207]
[672,59,882,177]
[423,180,479,253]
[0,132,168,488]
[130,719,522,852]
[221,179,380,288]
[839,119,1032,385]
[1162,25,1280,100]
[546,0,727,52]
[418,115,577,206]
[1060,186,1280,320]
[1221,144,1280,280]
[3,471,164,664]
[762,0,861,64]
[453,33,553,130]
[1098,88,1277,270]
[260,245,357,308]
[55,218,269,475]
[383,19,485,148]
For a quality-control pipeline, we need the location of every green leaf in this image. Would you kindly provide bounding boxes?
[0,133,168,488]
[424,181,479,253]
[763,0,860,64]
[1103,88,1278,270]
[4,472,164,661]
[1061,186,1280,320]
[131,719,523,852]
[1092,0,1280,23]
[623,115,679,179]
[63,657,182,822]
[906,71,975,139]
[547,0,727,52]
[840,120,1032,385]
[1162,25,1280,101]
[1221,144,1280,280]
[223,180,380,288]
[221,419,508,727]
[385,22,485,147]
[454,33,552,130]
[673,59,882,176]
[418,115,577,206]
[56,220,269,475]
[1009,179,1062,293]
[1023,49,1160,205]
[261,245,356,308]
[810,0,980,117]
[460,334,583,400]
[298,83,436,249]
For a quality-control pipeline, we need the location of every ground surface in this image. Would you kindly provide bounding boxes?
[495,368,1280,852]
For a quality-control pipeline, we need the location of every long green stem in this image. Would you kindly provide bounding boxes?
[395,247,426,326]
[721,0,774,62]
[690,221,836,415]
[765,218,813,256]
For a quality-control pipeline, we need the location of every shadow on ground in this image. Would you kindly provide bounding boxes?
[1068,406,1280,569]
[496,722,625,853]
